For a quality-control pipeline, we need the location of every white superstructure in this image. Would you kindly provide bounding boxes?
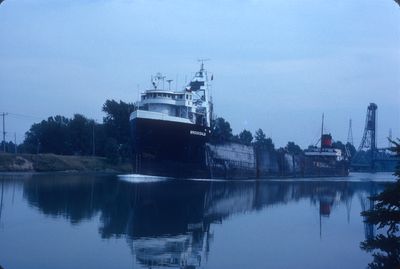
[130,62,213,127]
[304,147,345,161]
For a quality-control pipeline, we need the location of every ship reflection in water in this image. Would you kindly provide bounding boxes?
[0,173,394,269]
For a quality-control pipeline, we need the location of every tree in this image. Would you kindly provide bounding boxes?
[238,129,253,146]
[92,123,108,157]
[21,114,107,157]
[333,140,358,160]
[286,141,302,155]
[346,142,357,159]
[360,139,400,269]
[23,116,71,155]
[102,99,135,144]
[19,99,137,160]
[254,128,266,143]
[210,117,233,143]
[254,128,275,152]
[0,140,17,153]
[68,114,92,155]
[332,140,346,152]
[104,138,120,164]
[102,100,135,159]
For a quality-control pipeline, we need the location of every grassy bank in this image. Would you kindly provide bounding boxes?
[0,153,133,173]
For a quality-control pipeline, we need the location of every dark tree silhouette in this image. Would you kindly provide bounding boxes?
[102,100,135,145]
[238,129,253,146]
[286,141,302,155]
[20,99,135,162]
[210,117,233,143]
[346,142,357,159]
[23,116,71,155]
[102,100,135,160]
[68,114,93,155]
[254,129,275,152]
[360,139,400,269]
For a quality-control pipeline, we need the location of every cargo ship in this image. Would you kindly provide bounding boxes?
[303,117,350,177]
[130,63,349,179]
[130,62,212,178]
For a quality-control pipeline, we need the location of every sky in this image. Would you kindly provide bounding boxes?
[0,0,399,148]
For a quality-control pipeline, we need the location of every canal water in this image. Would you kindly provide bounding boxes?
[0,172,396,269]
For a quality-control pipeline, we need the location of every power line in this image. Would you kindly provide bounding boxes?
[7,112,43,120]
[0,109,46,120]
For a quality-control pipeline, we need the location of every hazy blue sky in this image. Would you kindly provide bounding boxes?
[0,0,399,148]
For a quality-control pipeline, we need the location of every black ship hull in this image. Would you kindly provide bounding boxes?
[130,118,349,179]
[130,117,211,178]
[303,157,349,177]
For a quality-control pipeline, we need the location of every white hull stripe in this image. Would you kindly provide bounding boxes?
[130,110,193,124]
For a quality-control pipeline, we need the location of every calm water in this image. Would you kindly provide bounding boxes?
[0,172,396,269]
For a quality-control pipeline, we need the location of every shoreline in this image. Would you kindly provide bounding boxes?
[0,153,395,178]
[0,153,133,173]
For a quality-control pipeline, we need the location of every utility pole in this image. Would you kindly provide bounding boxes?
[14,132,17,154]
[1,112,8,153]
[92,120,96,156]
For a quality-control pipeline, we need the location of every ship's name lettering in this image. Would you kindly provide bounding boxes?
[190,130,206,136]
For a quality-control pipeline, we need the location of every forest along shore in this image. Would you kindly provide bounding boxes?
[0,153,133,173]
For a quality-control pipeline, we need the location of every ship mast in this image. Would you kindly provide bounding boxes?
[190,59,212,127]
[198,58,210,73]
[321,113,324,150]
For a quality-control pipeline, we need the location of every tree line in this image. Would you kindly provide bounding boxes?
[17,100,134,163]
[14,100,292,163]
[210,117,358,157]
[0,99,375,164]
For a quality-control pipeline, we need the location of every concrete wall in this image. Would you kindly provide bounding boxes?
[283,153,303,174]
[256,150,279,176]
[206,143,255,169]
[205,143,306,179]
